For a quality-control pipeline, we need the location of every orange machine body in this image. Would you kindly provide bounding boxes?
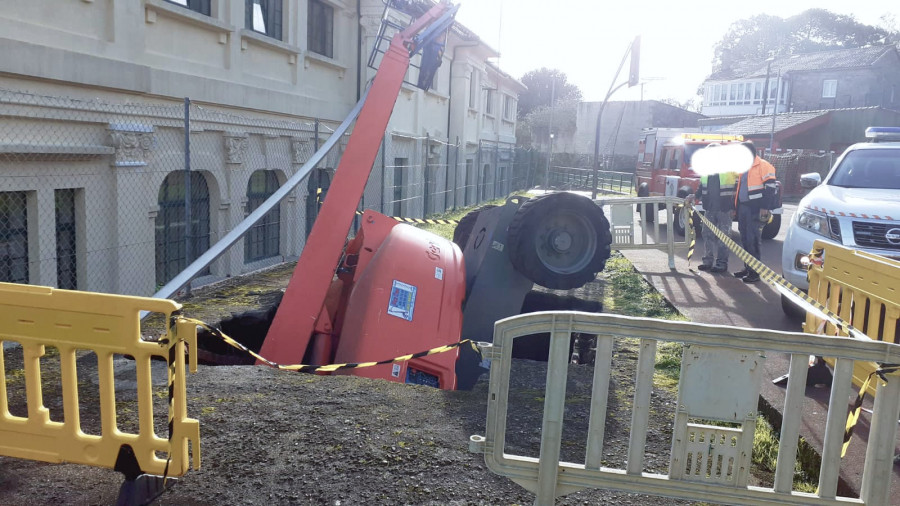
[331,211,465,389]
[259,1,458,370]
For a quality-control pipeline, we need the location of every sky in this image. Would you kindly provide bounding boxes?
[454,0,896,104]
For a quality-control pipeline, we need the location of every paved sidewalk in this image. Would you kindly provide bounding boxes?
[617,203,900,499]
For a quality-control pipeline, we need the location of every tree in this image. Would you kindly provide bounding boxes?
[522,101,578,143]
[517,68,582,120]
[712,14,787,72]
[787,9,893,52]
[712,9,898,73]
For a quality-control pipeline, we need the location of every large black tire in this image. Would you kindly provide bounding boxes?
[671,185,695,237]
[452,205,497,248]
[673,205,687,237]
[636,184,654,223]
[762,213,782,240]
[673,202,704,238]
[507,192,612,290]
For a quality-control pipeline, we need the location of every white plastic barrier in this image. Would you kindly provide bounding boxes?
[596,196,691,269]
[470,312,900,505]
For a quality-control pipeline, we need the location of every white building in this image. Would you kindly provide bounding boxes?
[0,0,523,296]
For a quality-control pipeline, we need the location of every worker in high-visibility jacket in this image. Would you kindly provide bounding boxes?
[732,141,777,283]
[685,144,737,273]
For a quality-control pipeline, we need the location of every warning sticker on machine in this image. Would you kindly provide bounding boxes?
[387,280,417,321]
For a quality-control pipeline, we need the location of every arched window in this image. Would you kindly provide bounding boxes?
[155,172,210,286]
[245,170,281,263]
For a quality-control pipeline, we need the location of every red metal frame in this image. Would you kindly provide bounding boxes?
[259,3,455,365]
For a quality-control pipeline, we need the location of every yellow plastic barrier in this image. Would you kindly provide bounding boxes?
[806,240,900,396]
[0,282,200,477]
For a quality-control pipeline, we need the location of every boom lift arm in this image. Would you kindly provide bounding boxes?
[259,1,459,365]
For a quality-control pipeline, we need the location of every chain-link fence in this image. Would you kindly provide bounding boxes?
[766,150,835,198]
[1,89,534,297]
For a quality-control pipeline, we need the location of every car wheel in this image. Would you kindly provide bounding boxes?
[637,184,654,223]
[781,293,806,320]
[672,205,688,237]
[762,214,781,240]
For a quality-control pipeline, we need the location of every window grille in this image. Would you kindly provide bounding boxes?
[155,172,210,287]
[244,171,281,263]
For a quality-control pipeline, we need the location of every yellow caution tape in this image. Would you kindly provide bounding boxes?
[180,317,476,373]
[686,203,896,458]
[684,204,696,265]
[351,209,459,226]
[841,367,899,457]
[391,216,460,225]
[687,204,864,339]
[320,187,460,225]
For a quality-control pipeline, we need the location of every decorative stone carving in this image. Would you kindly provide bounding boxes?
[108,123,154,167]
[291,137,308,164]
[224,133,249,164]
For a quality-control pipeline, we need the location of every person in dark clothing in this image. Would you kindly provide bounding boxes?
[732,141,777,283]
[686,143,738,273]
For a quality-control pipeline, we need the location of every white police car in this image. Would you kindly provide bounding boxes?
[781,127,900,314]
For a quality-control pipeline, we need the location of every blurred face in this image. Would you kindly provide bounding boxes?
[691,143,755,176]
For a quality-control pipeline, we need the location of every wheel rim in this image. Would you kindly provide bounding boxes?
[532,210,597,275]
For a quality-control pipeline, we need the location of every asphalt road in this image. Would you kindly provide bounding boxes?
[616,202,900,501]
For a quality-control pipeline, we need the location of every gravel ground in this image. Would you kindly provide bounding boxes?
[0,265,694,505]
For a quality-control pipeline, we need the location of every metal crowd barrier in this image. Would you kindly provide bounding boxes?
[806,240,900,396]
[470,311,900,505]
[0,282,200,500]
[595,196,692,269]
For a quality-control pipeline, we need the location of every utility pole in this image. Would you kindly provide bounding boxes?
[769,69,780,152]
[760,56,775,116]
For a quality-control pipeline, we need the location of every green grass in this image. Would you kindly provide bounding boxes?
[593,247,820,493]
[751,415,819,493]
[599,252,687,321]
[416,192,528,241]
[420,191,819,493]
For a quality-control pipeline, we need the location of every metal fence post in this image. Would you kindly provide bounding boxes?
[306,118,320,237]
[424,132,430,217]
[443,138,450,212]
[476,140,482,204]
[183,97,192,297]
[493,142,499,198]
[451,138,459,210]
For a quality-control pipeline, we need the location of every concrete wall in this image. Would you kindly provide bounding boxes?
[570,101,704,161]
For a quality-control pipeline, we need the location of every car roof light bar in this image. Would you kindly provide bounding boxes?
[865,126,900,142]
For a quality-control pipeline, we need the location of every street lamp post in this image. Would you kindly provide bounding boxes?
[592,36,640,199]
[760,57,774,116]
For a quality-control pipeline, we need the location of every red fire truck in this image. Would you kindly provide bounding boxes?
[634,128,782,239]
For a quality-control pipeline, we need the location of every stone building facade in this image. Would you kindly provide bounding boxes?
[0,0,523,296]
